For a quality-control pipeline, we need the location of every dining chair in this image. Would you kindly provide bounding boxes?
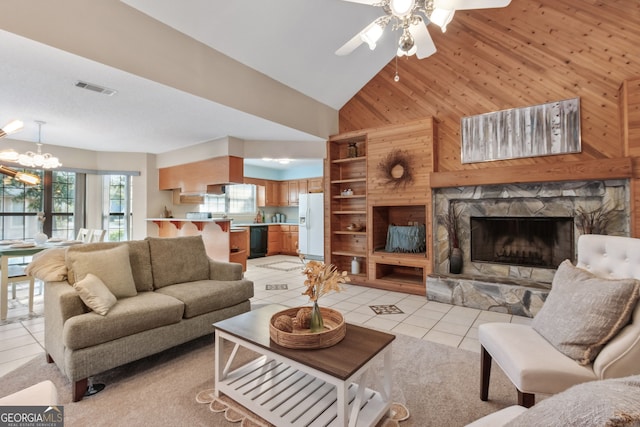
[7,264,36,314]
[76,228,90,242]
[88,229,106,243]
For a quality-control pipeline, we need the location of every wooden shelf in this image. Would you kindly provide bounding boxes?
[331,156,366,164]
[333,210,366,215]
[334,231,367,235]
[332,250,367,257]
[330,178,367,184]
[332,194,366,199]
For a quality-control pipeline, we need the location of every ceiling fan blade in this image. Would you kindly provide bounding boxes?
[335,30,366,56]
[409,22,437,59]
[434,0,511,10]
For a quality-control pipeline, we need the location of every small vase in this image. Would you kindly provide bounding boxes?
[34,223,48,245]
[309,301,324,333]
[449,247,463,274]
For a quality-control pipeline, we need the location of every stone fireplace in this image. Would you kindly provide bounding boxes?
[427,179,630,316]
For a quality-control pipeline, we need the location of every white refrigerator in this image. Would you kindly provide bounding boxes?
[298,193,324,259]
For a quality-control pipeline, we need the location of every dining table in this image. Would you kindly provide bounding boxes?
[0,240,78,321]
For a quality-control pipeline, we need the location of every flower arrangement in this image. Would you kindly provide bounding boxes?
[299,252,350,332]
[300,259,350,302]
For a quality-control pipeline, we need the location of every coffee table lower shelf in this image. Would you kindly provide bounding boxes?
[217,354,387,427]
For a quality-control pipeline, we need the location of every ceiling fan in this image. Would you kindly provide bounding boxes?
[336,0,512,59]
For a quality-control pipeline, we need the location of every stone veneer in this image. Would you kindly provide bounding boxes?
[427,179,630,316]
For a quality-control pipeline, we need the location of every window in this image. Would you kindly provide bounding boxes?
[201,184,256,214]
[0,169,44,240]
[51,171,76,239]
[103,175,132,241]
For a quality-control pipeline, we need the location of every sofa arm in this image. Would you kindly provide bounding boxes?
[44,281,86,367]
[208,259,243,281]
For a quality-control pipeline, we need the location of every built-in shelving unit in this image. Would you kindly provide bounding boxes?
[326,133,368,284]
[326,118,436,295]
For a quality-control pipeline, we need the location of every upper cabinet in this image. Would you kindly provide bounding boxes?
[253,177,323,207]
[159,156,244,193]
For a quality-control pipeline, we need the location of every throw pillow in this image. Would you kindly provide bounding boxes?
[66,244,137,298]
[146,236,210,289]
[73,273,117,316]
[25,247,67,281]
[532,259,640,365]
[506,375,640,427]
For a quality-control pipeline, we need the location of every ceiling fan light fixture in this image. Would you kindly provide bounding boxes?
[389,0,415,17]
[0,164,40,185]
[398,28,416,55]
[361,21,385,50]
[0,120,24,138]
[429,8,455,32]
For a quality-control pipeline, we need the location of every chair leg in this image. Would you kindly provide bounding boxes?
[480,345,492,401]
[518,390,535,408]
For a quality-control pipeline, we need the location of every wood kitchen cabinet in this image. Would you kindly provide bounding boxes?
[229,228,248,271]
[288,181,299,205]
[307,177,324,193]
[280,225,299,255]
[277,182,289,206]
[298,179,308,195]
[265,181,279,207]
[267,225,281,255]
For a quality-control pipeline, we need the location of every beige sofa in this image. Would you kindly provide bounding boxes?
[41,235,253,402]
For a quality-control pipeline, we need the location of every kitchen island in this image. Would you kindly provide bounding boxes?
[147,218,231,262]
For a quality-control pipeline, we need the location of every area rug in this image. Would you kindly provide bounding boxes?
[196,388,411,427]
[0,332,518,426]
[256,261,302,272]
[370,304,405,315]
[265,284,288,290]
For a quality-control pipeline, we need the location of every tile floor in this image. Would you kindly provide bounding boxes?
[0,254,531,378]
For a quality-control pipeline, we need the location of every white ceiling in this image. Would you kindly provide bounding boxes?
[0,0,399,166]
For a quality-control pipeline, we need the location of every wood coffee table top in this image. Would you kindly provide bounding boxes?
[214,304,395,381]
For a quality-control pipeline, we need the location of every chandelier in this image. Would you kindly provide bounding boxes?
[2,121,62,169]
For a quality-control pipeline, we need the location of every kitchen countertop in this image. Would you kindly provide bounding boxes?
[233,223,299,227]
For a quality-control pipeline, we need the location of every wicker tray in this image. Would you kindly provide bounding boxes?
[269,306,346,349]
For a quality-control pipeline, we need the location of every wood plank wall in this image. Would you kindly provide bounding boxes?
[339,0,640,234]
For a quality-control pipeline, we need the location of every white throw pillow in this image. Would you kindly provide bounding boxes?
[74,273,117,315]
[67,244,137,298]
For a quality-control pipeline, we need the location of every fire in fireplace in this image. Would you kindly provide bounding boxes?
[470,216,574,269]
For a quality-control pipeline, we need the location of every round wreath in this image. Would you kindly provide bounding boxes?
[378,149,413,188]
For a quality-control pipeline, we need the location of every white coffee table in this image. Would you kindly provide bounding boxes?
[213,304,395,427]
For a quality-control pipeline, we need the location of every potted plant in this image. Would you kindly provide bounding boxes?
[440,203,463,274]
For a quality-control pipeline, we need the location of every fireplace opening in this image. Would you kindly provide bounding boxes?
[470,216,574,269]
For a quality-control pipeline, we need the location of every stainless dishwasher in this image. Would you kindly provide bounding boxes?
[248,225,268,258]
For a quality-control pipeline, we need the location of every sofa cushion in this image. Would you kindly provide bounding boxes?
[506,375,640,427]
[146,236,210,289]
[155,279,254,318]
[66,244,137,299]
[73,273,117,316]
[532,260,640,365]
[62,291,185,350]
[65,240,153,292]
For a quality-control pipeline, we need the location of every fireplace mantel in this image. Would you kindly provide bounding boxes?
[429,157,632,189]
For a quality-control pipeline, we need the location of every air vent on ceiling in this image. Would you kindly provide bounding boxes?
[74,81,117,96]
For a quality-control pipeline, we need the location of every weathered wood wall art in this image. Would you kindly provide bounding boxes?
[461,98,581,164]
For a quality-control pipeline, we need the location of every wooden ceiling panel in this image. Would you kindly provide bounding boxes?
[339,0,640,170]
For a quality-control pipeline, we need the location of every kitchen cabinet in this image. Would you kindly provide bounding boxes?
[288,181,299,205]
[267,225,281,255]
[298,179,308,195]
[280,225,299,255]
[159,156,244,193]
[277,182,289,206]
[307,177,324,193]
[229,228,248,271]
[265,181,279,207]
